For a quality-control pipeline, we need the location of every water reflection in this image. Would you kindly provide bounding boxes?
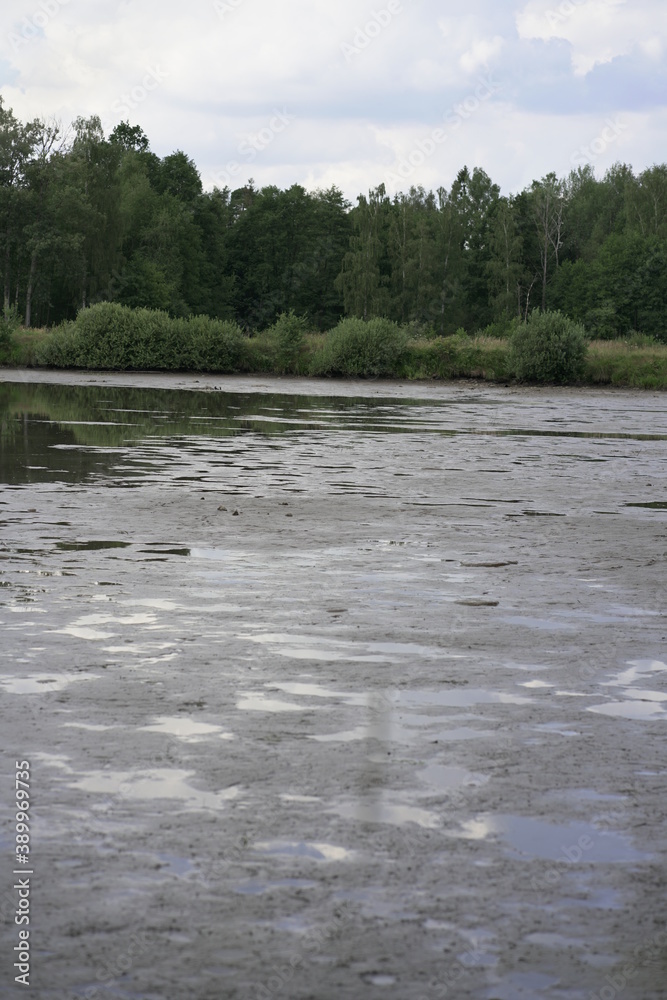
[3,380,667,489]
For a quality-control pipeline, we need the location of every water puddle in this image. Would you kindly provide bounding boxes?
[70,769,241,810]
[486,971,560,999]
[267,681,367,706]
[500,615,575,631]
[0,672,97,694]
[53,611,159,642]
[589,659,667,721]
[391,688,533,709]
[280,794,322,803]
[588,700,667,721]
[329,793,441,829]
[416,763,489,793]
[457,814,648,862]
[252,841,352,861]
[153,853,197,877]
[141,716,234,741]
[237,692,321,713]
[233,878,317,895]
[237,631,446,664]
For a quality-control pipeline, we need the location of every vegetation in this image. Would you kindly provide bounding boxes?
[508,310,588,384]
[6,302,657,388]
[313,317,407,377]
[1,97,666,342]
[1,97,666,386]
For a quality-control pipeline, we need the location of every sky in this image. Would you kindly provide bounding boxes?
[1,0,665,202]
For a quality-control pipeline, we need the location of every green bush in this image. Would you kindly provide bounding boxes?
[508,310,588,384]
[33,303,245,372]
[313,317,407,377]
[180,315,246,372]
[33,321,81,367]
[269,310,308,373]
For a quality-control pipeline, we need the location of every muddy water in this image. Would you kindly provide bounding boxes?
[1,371,666,1000]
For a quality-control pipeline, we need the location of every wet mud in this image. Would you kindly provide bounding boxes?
[1,371,666,999]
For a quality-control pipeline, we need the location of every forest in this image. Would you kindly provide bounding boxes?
[1,97,666,342]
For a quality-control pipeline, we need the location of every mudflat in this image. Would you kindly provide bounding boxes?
[1,370,666,1000]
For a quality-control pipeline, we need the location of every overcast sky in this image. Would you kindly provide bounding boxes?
[1,0,665,201]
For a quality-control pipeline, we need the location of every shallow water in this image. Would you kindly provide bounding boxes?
[1,374,666,999]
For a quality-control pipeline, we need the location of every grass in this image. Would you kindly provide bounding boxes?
[3,306,667,388]
[6,327,51,366]
[584,339,667,389]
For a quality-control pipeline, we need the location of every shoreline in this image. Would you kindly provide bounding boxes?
[2,367,664,400]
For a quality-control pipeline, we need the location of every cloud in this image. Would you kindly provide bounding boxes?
[515,0,665,75]
[459,35,505,73]
[0,0,664,200]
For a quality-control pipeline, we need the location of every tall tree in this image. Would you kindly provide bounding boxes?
[0,98,39,315]
[486,196,525,321]
[336,185,391,320]
[530,172,567,311]
[22,118,65,327]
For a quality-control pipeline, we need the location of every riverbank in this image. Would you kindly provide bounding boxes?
[5,317,667,389]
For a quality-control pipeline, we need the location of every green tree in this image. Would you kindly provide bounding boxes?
[336,184,391,320]
[450,166,500,328]
[0,98,39,316]
[487,196,525,321]
[529,173,567,312]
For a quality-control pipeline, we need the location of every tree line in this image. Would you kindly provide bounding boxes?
[1,98,666,340]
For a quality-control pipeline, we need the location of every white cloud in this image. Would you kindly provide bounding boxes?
[459,35,505,74]
[0,0,664,200]
[515,0,665,76]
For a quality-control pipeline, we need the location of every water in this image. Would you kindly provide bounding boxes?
[1,375,666,1000]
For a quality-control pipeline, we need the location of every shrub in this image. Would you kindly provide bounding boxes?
[313,317,407,377]
[33,321,82,367]
[269,310,308,373]
[508,310,588,384]
[33,303,245,372]
[180,315,246,372]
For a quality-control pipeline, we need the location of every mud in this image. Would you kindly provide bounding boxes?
[1,370,666,1000]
